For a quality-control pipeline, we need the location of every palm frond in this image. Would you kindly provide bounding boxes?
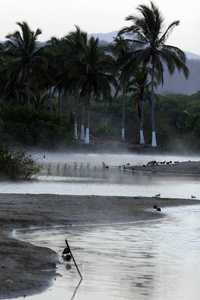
[159,21,180,44]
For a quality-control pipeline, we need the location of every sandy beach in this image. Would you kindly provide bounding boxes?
[124,160,200,176]
[0,193,199,299]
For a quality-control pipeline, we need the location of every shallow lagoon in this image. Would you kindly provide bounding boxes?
[0,152,200,198]
[3,152,200,300]
[14,205,200,300]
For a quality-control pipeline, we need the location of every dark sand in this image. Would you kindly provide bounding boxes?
[124,161,200,176]
[0,193,199,299]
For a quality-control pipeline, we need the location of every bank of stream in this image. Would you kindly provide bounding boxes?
[13,205,200,300]
[1,152,200,299]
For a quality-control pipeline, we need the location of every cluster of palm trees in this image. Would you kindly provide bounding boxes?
[0,2,189,146]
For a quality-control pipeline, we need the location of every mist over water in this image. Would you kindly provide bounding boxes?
[1,152,200,198]
[33,151,200,166]
[5,151,200,300]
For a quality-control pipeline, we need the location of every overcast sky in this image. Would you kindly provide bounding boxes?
[1,0,200,54]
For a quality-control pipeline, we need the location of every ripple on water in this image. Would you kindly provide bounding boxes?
[13,205,200,300]
[1,153,200,198]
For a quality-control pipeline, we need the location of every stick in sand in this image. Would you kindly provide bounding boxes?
[65,239,83,279]
[70,278,82,300]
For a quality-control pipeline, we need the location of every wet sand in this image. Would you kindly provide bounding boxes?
[0,194,199,299]
[124,160,200,176]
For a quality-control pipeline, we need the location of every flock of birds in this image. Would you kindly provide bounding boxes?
[145,160,179,167]
[41,156,198,200]
[116,160,182,170]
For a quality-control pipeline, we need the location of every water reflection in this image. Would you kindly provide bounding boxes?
[70,279,82,300]
[0,153,200,198]
[0,172,200,199]
[15,205,200,300]
[33,152,200,166]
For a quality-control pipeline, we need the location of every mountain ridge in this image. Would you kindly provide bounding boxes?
[90,31,200,61]
[90,31,200,94]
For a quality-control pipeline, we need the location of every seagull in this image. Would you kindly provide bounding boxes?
[191,195,196,199]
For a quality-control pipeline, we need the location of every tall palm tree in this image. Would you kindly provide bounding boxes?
[119,2,189,147]
[4,22,46,104]
[132,67,150,144]
[45,33,84,140]
[64,27,89,142]
[80,37,116,144]
[66,28,116,144]
[112,36,133,141]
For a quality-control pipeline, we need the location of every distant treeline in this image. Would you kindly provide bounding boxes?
[1,92,200,152]
[0,2,191,148]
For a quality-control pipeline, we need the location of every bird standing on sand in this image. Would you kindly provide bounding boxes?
[155,193,161,198]
[153,205,162,212]
[102,162,109,169]
[62,242,72,261]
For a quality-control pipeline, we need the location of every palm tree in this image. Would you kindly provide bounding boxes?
[45,34,84,140]
[112,36,133,141]
[119,2,189,147]
[132,67,152,145]
[80,37,116,144]
[64,27,89,142]
[4,22,46,104]
[66,28,116,144]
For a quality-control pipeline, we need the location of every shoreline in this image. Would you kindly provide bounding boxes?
[0,194,199,299]
[28,144,200,156]
[123,160,200,177]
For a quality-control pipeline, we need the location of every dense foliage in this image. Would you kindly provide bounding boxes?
[0,2,192,150]
[0,147,39,180]
[0,105,73,147]
[0,93,199,151]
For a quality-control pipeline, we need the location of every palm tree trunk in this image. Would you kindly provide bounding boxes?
[58,90,62,115]
[80,124,85,141]
[151,64,157,147]
[74,113,78,141]
[151,96,157,147]
[139,99,145,144]
[80,107,85,142]
[121,96,126,141]
[84,110,90,144]
[48,87,53,112]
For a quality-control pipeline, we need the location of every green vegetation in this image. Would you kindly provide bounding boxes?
[0,92,200,151]
[156,93,200,151]
[0,2,194,151]
[0,147,39,180]
[0,105,73,147]
[119,2,188,146]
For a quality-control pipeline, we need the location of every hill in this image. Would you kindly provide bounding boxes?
[91,31,200,95]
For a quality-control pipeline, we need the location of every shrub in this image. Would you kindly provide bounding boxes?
[0,105,73,148]
[0,148,39,180]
